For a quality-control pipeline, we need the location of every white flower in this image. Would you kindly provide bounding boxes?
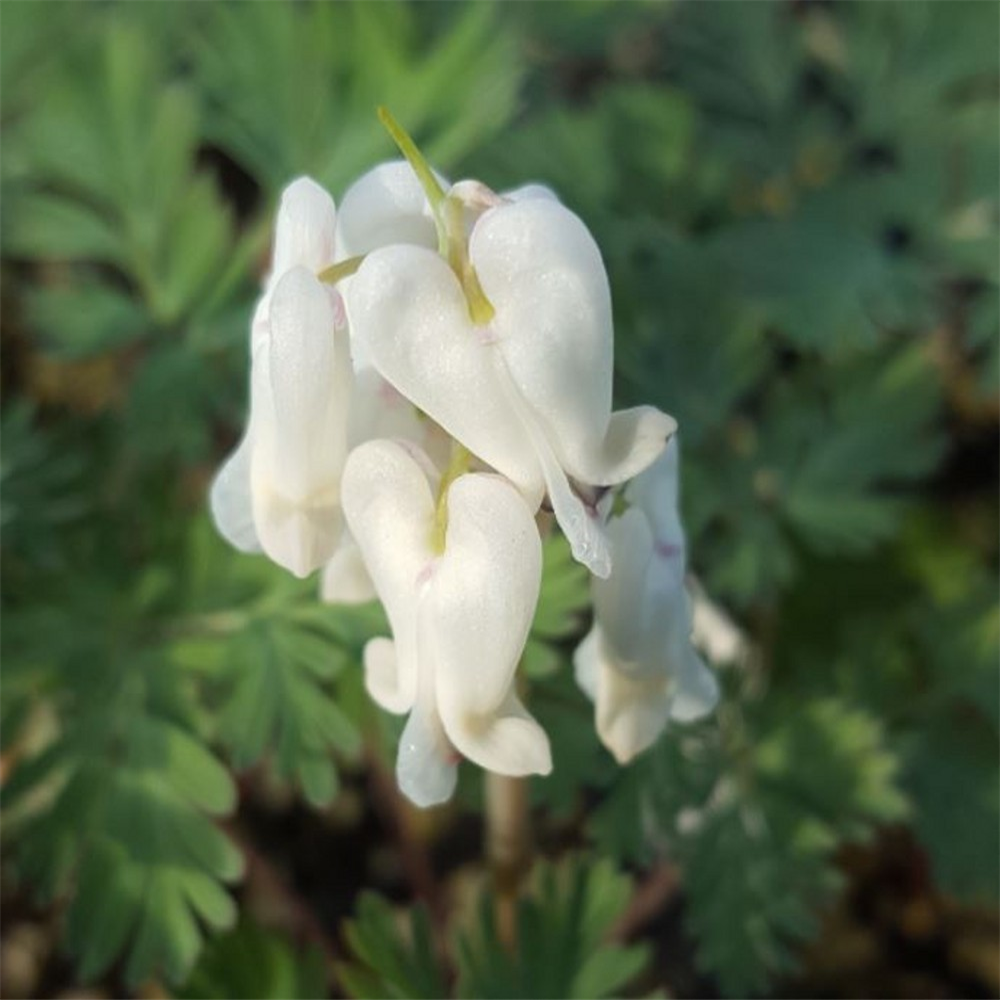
[210,177,352,577]
[346,194,676,579]
[573,440,718,764]
[341,438,551,807]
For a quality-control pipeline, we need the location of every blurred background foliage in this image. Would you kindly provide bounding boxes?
[1,2,997,998]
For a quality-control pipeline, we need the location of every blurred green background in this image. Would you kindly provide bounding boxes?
[1,2,997,998]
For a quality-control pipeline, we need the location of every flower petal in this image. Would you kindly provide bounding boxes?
[341,439,438,714]
[625,438,684,543]
[596,657,672,765]
[321,531,376,605]
[209,433,261,553]
[575,623,673,764]
[472,198,613,462]
[427,473,549,775]
[335,160,443,258]
[395,694,458,808]
[251,267,348,577]
[363,637,410,714]
[348,245,544,503]
[269,177,337,288]
[572,623,601,701]
[669,646,720,723]
[492,351,612,576]
[472,198,674,488]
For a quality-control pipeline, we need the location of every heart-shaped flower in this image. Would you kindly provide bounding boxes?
[210,177,352,577]
[573,440,718,763]
[346,195,675,578]
[341,438,551,807]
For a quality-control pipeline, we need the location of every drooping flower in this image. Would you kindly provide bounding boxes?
[210,177,352,577]
[341,437,551,807]
[346,193,676,578]
[573,440,718,763]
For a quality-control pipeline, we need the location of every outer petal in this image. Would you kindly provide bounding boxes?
[625,439,684,545]
[335,160,443,258]
[575,623,673,764]
[595,653,673,765]
[669,646,720,723]
[573,623,602,701]
[251,267,348,577]
[395,694,458,808]
[428,473,551,777]
[690,582,748,665]
[348,245,544,503]
[269,177,337,289]
[209,433,261,553]
[321,531,376,605]
[591,509,656,665]
[341,439,438,714]
[472,198,674,487]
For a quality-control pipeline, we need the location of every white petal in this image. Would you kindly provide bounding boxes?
[348,366,424,447]
[444,691,552,778]
[251,267,348,577]
[269,177,337,287]
[471,199,674,488]
[596,655,672,765]
[503,183,560,204]
[625,438,685,545]
[335,160,443,259]
[690,581,748,665]
[320,531,376,605]
[472,198,613,463]
[669,646,720,722]
[577,625,674,764]
[348,245,544,503]
[209,433,261,553]
[363,637,410,714]
[573,624,601,701]
[591,508,656,665]
[395,696,458,808]
[341,439,438,714]
[427,473,550,776]
[492,351,612,576]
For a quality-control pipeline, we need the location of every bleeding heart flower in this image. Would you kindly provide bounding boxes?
[346,195,675,578]
[341,438,551,807]
[210,177,352,577]
[573,440,718,763]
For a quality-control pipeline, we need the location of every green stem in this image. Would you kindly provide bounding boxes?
[317,254,366,285]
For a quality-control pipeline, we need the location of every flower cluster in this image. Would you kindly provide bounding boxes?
[211,111,719,807]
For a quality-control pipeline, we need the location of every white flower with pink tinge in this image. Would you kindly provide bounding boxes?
[342,438,551,807]
[574,440,719,764]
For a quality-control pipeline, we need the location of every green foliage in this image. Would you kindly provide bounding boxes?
[2,608,241,986]
[179,919,328,1000]
[337,893,448,999]
[590,694,908,997]
[456,857,649,1000]
[169,519,370,807]
[191,2,521,195]
[338,858,648,1000]
[1,1,997,997]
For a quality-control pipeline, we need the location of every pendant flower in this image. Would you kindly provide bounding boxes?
[210,177,352,577]
[573,440,719,763]
[346,194,676,579]
[341,438,552,807]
